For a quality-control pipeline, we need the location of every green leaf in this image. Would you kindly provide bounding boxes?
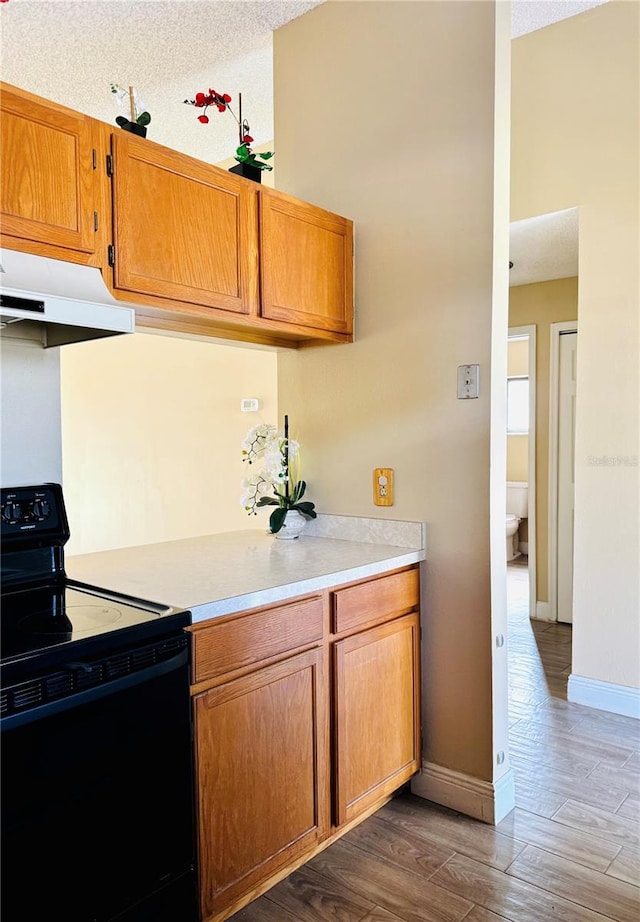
[269,506,288,534]
[293,502,316,518]
[290,480,305,504]
[235,143,274,169]
[136,111,151,126]
[256,497,279,507]
[115,115,129,128]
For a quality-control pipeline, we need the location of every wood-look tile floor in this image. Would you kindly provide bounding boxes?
[231,558,640,921]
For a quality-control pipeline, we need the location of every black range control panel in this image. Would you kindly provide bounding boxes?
[0,484,69,547]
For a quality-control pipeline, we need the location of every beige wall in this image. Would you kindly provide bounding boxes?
[509,278,578,601]
[275,0,511,786]
[507,337,529,483]
[61,332,278,555]
[512,1,639,691]
[507,437,528,483]
[507,338,528,377]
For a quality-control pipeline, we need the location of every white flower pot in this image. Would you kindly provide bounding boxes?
[274,509,306,540]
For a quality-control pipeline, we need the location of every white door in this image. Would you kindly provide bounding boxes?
[557,331,577,623]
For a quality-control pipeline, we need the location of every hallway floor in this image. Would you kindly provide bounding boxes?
[232,560,640,922]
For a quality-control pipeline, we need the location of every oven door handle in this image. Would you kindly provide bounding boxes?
[2,646,189,731]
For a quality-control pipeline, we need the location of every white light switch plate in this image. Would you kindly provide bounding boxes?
[457,364,479,399]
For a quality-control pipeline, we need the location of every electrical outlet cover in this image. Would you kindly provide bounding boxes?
[373,468,394,506]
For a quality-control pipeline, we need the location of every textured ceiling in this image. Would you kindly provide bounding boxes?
[511,0,610,38]
[0,1,324,165]
[509,208,579,287]
[1,0,603,285]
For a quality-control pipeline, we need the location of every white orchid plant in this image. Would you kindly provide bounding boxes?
[240,417,316,534]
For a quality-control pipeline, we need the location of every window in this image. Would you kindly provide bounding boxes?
[507,377,529,434]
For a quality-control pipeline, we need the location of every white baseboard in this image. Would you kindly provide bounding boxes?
[535,601,552,621]
[493,770,516,823]
[410,761,515,825]
[568,674,640,719]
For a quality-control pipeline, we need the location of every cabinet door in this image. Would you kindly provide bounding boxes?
[111,133,259,314]
[194,648,328,920]
[1,85,96,255]
[333,612,421,827]
[260,188,353,335]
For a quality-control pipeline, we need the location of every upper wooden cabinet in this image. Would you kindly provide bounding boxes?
[110,146,353,344]
[0,82,354,347]
[111,133,259,316]
[260,188,353,336]
[0,84,99,262]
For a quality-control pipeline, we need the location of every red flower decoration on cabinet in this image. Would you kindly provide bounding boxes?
[183,87,274,173]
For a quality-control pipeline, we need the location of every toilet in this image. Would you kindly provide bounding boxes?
[506,481,528,561]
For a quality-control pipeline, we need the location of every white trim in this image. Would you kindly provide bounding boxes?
[410,761,515,825]
[509,324,536,620]
[549,320,578,622]
[535,600,552,621]
[493,769,517,824]
[568,674,640,719]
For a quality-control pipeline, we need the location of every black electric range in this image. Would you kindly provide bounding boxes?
[0,483,198,922]
[1,483,190,676]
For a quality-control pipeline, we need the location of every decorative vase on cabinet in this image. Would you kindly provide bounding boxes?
[228,161,262,183]
[117,119,147,138]
[274,510,307,540]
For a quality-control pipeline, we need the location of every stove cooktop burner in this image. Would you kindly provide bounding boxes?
[1,585,176,666]
[19,604,124,636]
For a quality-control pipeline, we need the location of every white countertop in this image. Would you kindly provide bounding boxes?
[66,527,425,623]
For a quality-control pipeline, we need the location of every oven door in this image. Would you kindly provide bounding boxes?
[1,636,197,922]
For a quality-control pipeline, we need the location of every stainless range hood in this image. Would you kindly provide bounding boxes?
[0,249,135,347]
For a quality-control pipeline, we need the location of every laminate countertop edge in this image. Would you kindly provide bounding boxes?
[66,529,426,624]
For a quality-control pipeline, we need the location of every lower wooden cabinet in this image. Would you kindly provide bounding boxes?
[194,648,328,921]
[333,612,421,826]
[190,565,421,922]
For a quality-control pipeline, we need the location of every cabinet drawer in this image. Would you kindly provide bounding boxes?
[192,595,324,685]
[332,567,419,635]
